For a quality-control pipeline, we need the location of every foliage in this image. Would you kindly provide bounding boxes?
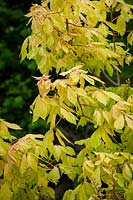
[0,0,133,199]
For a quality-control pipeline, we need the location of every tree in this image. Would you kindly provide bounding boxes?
[0,0,133,199]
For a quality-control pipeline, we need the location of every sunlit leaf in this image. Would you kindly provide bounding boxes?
[47,166,60,185]
[122,163,132,182]
[60,108,77,125]
[114,114,125,129]
[93,90,108,105]
[3,121,22,130]
[103,91,122,101]
[27,152,38,172]
[125,115,133,129]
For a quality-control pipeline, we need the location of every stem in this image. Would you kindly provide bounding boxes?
[103,71,120,86]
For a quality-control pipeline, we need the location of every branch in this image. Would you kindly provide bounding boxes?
[103,71,120,86]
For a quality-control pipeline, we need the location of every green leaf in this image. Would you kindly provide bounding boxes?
[0,160,5,176]
[0,182,13,200]
[56,128,72,145]
[47,166,60,185]
[90,128,101,149]
[63,189,76,200]
[93,166,101,187]
[127,31,133,45]
[122,163,132,182]
[43,130,54,154]
[40,186,55,199]
[114,114,125,130]
[60,108,77,125]
[20,36,29,61]
[0,121,11,140]
[19,154,27,175]
[117,15,126,36]
[125,181,133,200]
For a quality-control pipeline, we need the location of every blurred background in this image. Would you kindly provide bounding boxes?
[0,0,133,138]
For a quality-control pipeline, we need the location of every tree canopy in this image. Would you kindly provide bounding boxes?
[0,0,133,200]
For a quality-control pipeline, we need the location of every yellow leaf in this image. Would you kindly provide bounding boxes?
[114,114,125,129]
[3,121,22,130]
[67,86,77,105]
[125,116,133,129]
[93,90,108,105]
[60,108,77,125]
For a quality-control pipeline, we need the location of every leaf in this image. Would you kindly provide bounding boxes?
[51,14,65,31]
[55,130,65,146]
[63,190,76,200]
[0,160,5,176]
[103,91,122,101]
[93,166,101,187]
[0,182,13,200]
[117,15,126,36]
[3,121,22,130]
[53,145,62,162]
[27,152,38,172]
[83,159,94,175]
[122,163,132,182]
[93,109,104,126]
[19,154,27,175]
[125,181,133,200]
[43,130,54,153]
[67,86,77,106]
[127,31,133,45]
[0,121,11,140]
[32,95,50,122]
[41,186,55,199]
[114,114,125,130]
[47,34,55,49]
[81,73,95,85]
[47,166,60,185]
[90,128,101,149]
[125,115,133,129]
[60,108,77,125]
[56,128,72,145]
[76,183,88,200]
[20,36,29,61]
[93,90,108,105]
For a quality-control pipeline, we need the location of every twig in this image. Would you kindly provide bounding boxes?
[103,71,120,86]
